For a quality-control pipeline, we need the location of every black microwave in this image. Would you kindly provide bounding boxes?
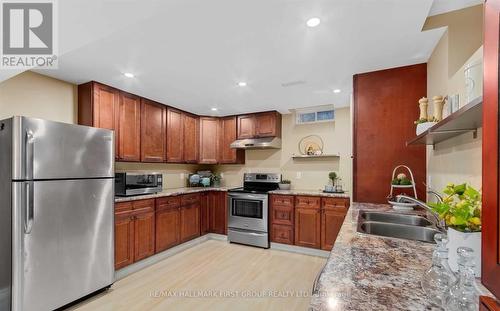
[115,172,163,197]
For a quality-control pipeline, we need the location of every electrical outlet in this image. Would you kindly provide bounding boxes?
[296,172,302,179]
[180,173,185,180]
[220,173,224,178]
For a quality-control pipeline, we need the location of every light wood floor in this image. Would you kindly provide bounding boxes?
[67,240,325,311]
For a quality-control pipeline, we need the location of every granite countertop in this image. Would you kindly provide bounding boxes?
[115,187,229,202]
[309,203,439,311]
[268,189,350,198]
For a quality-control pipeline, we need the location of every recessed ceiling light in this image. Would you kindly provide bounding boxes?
[211,107,218,111]
[237,82,247,87]
[333,89,341,93]
[306,17,321,28]
[123,72,135,78]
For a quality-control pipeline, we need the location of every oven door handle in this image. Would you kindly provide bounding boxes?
[229,193,268,200]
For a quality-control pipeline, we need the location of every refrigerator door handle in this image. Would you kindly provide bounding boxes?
[25,130,34,180]
[25,181,34,234]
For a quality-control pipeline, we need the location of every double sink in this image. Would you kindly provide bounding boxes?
[357,211,440,243]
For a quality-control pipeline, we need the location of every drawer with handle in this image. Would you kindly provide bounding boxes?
[295,196,321,209]
[271,195,294,207]
[322,197,349,212]
[271,224,294,245]
[157,196,181,211]
[181,193,201,206]
[271,205,294,226]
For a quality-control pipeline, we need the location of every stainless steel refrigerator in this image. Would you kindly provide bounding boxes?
[0,116,115,311]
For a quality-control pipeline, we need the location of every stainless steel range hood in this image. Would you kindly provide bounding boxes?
[230,137,282,149]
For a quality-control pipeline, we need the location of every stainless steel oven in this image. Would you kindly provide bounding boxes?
[227,173,280,248]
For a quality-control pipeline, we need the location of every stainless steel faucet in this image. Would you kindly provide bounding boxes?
[395,194,447,233]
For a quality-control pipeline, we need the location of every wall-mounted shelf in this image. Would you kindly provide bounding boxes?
[292,153,340,159]
[406,96,482,148]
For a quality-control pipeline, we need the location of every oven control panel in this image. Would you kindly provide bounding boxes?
[244,173,281,183]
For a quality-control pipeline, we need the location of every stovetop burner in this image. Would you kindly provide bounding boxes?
[227,173,281,194]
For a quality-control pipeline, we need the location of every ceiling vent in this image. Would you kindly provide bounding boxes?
[281,80,306,87]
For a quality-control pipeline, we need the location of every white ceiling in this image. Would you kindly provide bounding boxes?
[428,0,483,16]
[28,0,453,115]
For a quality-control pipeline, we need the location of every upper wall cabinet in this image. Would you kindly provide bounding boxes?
[220,116,245,164]
[199,117,220,164]
[237,114,256,139]
[237,111,281,140]
[255,111,281,138]
[78,82,120,155]
[118,92,141,162]
[141,99,166,162]
[183,113,199,163]
[166,107,184,163]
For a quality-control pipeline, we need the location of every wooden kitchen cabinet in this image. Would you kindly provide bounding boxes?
[237,111,281,139]
[321,210,345,251]
[209,192,227,234]
[78,82,120,156]
[200,192,210,235]
[237,114,256,139]
[220,116,245,164]
[271,224,294,245]
[114,209,134,270]
[183,113,199,163]
[270,195,295,245]
[166,108,184,163]
[180,194,201,242]
[295,207,321,249]
[133,209,155,261]
[118,92,141,161]
[199,117,220,164]
[141,99,166,162]
[155,197,181,252]
[255,111,281,138]
[114,199,155,270]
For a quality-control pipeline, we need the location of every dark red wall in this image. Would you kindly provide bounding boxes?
[353,63,427,203]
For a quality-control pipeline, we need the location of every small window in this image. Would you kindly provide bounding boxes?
[295,106,335,124]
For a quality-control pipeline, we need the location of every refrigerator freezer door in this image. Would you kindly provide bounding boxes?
[10,116,114,180]
[12,179,114,311]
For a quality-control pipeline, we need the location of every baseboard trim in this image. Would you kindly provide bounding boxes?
[270,242,330,258]
[115,235,328,280]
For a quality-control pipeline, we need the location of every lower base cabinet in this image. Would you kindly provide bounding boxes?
[295,207,321,249]
[270,194,349,251]
[180,203,200,242]
[155,198,181,252]
[115,192,228,270]
[114,199,155,270]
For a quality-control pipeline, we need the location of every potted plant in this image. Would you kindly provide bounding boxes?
[429,183,481,276]
[279,179,291,190]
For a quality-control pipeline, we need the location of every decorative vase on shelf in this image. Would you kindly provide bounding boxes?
[432,95,446,121]
[418,97,429,120]
[447,227,481,277]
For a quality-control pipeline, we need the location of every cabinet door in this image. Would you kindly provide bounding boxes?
[115,211,134,270]
[200,193,210,234]
[237,114,255,139]
[321,210,345,251]
[183,114,199,163]
[166,108,184,163]
[134,210,155,261]
[118,92,141,161]
[220,116,245,164]
[255,111,280,138]
[199,117,219,164]
[180,204,200,242]
[155,207,180,252]
[78,82,120,158]
[210,192,226,234]
[294,208,321,249]
[141,99,166,162]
